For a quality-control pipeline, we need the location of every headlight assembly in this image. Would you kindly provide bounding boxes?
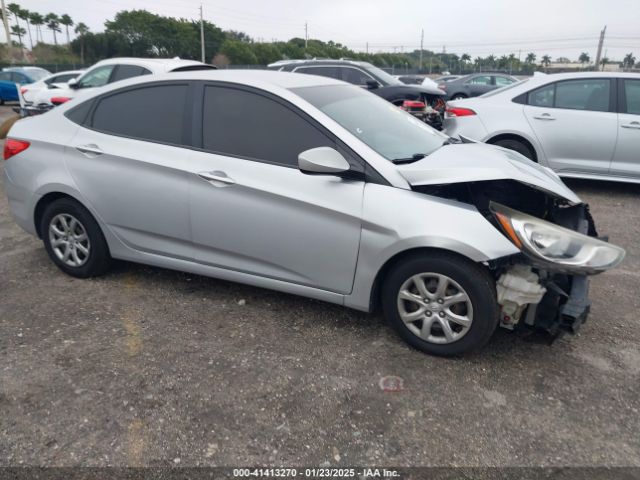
[491,202,625,274]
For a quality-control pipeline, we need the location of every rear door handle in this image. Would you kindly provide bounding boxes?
[197,171,236,185]
[621,121,640,129]
[533,113,556,121]
[75,144,103,156]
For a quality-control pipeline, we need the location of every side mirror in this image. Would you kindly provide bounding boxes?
[365,80,379,90]
[67,78,79,89]
[298,147,350,175]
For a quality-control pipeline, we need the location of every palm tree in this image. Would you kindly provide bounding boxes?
[578,52,590,67]
[541,55,552,71]
[623,53,636,70]
[460,53,471,73]
[10,24,25,47]
[74,22,89,63]
[59,14,73,44]
[525,52,536,64]
[600,57,609,71]
[29,12,44,44]
[44,13,61,45]
[18,8,32,49]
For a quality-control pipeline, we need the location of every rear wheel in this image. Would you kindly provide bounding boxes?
[382,252,499,356]
[450,93,467,100]
[41,198,112,278]
[492,138,535,161]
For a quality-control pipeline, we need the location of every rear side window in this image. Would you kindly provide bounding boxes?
[467,75,492,85]
[623,80,640,115]
[495,76,514,87]
[0,72,9,81]
[528,84,555,107]
[202,85,332,166]
[91,84,188,145]
[111,65,152,83]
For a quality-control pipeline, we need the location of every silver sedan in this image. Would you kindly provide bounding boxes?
[3,70,625,356]
[443,71,640,184]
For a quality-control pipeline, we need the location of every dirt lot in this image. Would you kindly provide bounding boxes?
[1,105,639,468]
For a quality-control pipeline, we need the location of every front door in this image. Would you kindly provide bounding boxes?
[187,84,364,294]
[611,78,640,179]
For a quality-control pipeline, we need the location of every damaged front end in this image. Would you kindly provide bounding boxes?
[409,166,625,339]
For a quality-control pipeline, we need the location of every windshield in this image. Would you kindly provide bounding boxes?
[294,85,447,161]
[361,64,403,86]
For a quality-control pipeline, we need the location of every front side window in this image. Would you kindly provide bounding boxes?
[294,84,447,162]
[341,67,375,87]
[555,79,610,112]
[78,65,115,89]
[202,86,333,167]
[91,84,188,144]
[623,79,640,115]
[0,72,9,81]
[467,75,492,85]
[111,65,152,83]
[295,66,340,80]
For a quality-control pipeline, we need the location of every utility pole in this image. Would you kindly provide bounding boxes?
[595,25,606,71]
[199,4,205,63]
[419,29,424,71]
[0,0,12,61]
[304,22,308,50]
[366,42,369,55]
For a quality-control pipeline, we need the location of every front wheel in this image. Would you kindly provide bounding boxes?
[382,252,499,356]
[41,198,112,278]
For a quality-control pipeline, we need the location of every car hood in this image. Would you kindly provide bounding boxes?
[396,143,581,204]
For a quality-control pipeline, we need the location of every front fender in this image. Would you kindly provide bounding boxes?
[344,183,518,311]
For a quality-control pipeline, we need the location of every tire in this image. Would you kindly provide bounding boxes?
[450,93,467,100]
[492,138,535,161]
[40,198,112,278]
[382,252,499,356]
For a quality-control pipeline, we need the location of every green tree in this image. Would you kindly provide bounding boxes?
[525,52,536,64]
[74,22,89,62]
[10,24,25,46]
[29,12,44,43]
[60,14,73,44]
[623,53,636,69]
[600,56,609,71]
[219,38,257,64]
[541,54,552,70]
[45,13,61,45]
[578,52,590,67]
[18,8,32,49]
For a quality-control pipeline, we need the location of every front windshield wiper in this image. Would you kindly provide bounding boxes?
[391,153,427,165]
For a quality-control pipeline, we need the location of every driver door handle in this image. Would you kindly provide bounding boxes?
[621,121,640,130]
[533,113,556,121]
[198,171,236,185]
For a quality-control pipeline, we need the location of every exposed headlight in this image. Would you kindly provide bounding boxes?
[491,202,625,274]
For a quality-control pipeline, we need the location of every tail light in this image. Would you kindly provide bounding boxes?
[401,100,426,110]
[50,96,71,105]
[446,106,476,117]
[20,87,28,94]
[4,138,30,160]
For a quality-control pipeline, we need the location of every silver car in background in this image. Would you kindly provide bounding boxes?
[3,71,625,356]
[444,72,640,184]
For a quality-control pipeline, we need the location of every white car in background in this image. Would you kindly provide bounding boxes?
[21,70,83,104]
[32,57,216,106]
[443,72,640,184]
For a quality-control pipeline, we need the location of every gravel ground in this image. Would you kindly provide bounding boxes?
[1,105,639,468]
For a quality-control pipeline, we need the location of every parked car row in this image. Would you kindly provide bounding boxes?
[0,66,51,104]
[3,67,626,356]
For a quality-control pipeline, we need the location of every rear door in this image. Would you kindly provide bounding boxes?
[610,78,640,178]
[466,75,494,96]
[523,78,617,174]
[67,82,194,259]
[186,83,364,293]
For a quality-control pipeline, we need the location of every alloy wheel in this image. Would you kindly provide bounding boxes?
[48,213,91,267]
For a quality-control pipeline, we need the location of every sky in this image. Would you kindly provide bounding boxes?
[14,0,640,61]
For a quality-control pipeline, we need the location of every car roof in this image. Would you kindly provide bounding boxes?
[268,59,374,69]
[90,57,214,73]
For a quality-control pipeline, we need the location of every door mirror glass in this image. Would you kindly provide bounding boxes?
[298,147,350,174]
[67,78,79,89]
